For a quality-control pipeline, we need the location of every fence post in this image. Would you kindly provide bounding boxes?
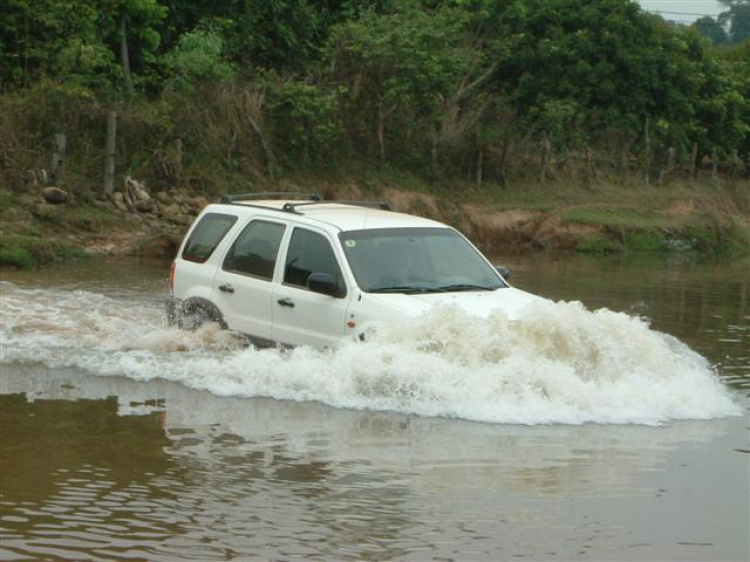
[104,111,117,197]
[50,133,66,185]
[175,137,183,187]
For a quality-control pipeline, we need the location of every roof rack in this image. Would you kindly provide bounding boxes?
[220,191,322,204]
[281,200,392,213]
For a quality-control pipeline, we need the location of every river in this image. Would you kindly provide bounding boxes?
[0,254,747,561]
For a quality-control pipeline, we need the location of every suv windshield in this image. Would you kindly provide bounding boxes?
[339,228,506,293]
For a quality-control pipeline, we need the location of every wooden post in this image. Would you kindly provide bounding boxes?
[476,149,483,189]
[540,131,550,185]
[175,137,183,187]
[104,111,117,197]
[50,133,66,185]
[711,148,720,186]
[643,116,651,185]
[689,141,698,178]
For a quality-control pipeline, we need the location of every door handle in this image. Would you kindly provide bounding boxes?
[218,283,235,294]
[277,297,295,308]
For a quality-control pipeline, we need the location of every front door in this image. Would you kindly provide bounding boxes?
[272,226,351,348]
[211,218,287,342]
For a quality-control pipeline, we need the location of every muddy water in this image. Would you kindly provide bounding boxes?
[0,254,748,561]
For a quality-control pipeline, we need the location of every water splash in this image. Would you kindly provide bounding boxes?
[0,282,740,425]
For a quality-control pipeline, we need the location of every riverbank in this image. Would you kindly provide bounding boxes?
[1,173,748,270]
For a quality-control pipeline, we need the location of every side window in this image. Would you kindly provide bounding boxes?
[223,220,286,280]
[182,213,238,263]
[284,228,344,290]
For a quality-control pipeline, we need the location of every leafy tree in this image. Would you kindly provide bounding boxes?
[719,0,750,43]
[693,16,729,45]
[163,29,235,90]
[0,0,117,89]
[330,5,474,163]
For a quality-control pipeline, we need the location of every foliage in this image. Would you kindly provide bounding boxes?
[163,29,236,89]
[0,0,747,191]
[718,0,750,44]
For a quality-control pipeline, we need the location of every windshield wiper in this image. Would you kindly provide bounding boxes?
[368,285,446,294]
[437,283,499,292]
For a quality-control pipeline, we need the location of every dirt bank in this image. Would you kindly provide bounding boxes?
[1,177,748,269]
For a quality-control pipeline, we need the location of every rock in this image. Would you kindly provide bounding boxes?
[1,206,34,223]
[18,194,37,208]
[135,199,154,213]
[156,191,173,205]
[189,196,209,210]
[112,192,129,213]
[162,203,181,219]
[33,203,58,219]
[42,186,68,204]
[172,213,193,226]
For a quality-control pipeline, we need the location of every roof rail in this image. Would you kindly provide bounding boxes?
[281,200,392,213]
[220,191,322,204]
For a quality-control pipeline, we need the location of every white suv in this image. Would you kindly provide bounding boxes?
[167,193,539,348]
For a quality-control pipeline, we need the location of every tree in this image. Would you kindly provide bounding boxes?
[719,0,750,43]
[330,5,474,164]
[693,16,729,45]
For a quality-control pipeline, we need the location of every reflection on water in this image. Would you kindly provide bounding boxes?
[0,254,748,560]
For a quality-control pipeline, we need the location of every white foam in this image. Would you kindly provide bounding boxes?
[0,282,740,425]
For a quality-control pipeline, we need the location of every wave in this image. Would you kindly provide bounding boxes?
[0,282,740,425]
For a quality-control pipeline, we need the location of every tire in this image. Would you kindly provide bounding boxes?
[178,300,227,331]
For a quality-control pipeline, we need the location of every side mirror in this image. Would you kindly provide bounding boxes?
[495,265,511,280]
[307,272,346,298]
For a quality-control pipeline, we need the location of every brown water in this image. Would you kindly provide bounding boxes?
[0,254,748,561]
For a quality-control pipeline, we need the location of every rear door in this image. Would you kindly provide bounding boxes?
[211,218,288,342]
[272,225,352,348]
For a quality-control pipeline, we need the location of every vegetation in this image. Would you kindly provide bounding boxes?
[0,0,748,195]
[0,233,87,269]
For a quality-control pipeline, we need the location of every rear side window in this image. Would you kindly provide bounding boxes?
[182,213,238,263]
[223,220,286,280]
[284,228,344,289]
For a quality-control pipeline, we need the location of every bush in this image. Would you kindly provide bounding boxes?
[0,247,35,270]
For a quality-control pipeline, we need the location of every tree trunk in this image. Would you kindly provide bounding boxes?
[119,15,133,93]
[243,91,276,180]
[658,146,675,187]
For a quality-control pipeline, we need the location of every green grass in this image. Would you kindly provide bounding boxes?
[0,247,35,270]
[575,236,625,254]
[0,233,88,269]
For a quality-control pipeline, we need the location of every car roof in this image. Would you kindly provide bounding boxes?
[210,200,447,232]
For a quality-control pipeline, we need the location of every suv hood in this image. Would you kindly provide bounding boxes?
[361,287,542,321]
